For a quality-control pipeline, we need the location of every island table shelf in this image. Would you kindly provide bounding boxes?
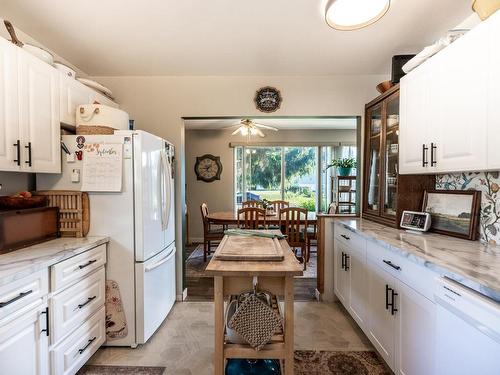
[205,232,303,375]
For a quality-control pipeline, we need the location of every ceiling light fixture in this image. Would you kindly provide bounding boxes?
[227,119,278,141]
[325,0,390,31]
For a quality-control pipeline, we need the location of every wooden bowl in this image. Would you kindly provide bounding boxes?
[376,80,394,94]
[0,196,48,210]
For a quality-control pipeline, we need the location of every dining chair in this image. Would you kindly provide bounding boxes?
[242,200,262,208]
[279,207,308,270]
[237,207,267,229]
[269,200,289,212]
[200,203,224,262]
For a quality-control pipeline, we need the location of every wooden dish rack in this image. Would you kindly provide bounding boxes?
[34,191,89,237]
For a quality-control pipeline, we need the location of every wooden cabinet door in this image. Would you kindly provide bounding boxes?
[367,259,396,370]
[398,64,431,175]
[333,239,349,307]
[0,303,49,375]
[18,50,61,173]
[59,74,93,125]
[0,37,21,172]
[347,243,368,330]
[488,12,500,170]
[395,280,435,375]
[431,24,488,173]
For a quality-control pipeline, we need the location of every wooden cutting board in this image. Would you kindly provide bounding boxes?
[214,235,284,261]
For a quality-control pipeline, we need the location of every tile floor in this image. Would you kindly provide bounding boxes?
[89,301,373,375]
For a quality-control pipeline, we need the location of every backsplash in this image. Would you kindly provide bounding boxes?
[436,172,500,245]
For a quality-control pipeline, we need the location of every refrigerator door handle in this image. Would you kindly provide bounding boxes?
[145,248,175,272]
[159,151,168,231]
[161,150,172,232]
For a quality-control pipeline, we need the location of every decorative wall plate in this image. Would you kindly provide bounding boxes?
[254,86,282,113]
[195,154,223,182]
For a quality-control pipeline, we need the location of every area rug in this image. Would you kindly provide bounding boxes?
[186,244,318,279]
[294,350,390,375]
[77,365,166,375]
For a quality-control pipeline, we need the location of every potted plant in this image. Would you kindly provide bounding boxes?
[325,157,357,176]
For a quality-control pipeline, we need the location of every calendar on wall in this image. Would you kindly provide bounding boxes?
[81,143,123,192]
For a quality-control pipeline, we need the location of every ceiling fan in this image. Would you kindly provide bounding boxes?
[226,119,278,138]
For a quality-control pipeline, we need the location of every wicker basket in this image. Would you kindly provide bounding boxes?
[472,0,500,20]
[34,191,89,237]
[76,125,115,135]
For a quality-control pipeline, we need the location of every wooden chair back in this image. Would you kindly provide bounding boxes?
[269,200,289,212]
[242,200,262,208]
[237,207,267,229]
[279,207,308,246]
[200,203,210,233]
[327,202,338,214]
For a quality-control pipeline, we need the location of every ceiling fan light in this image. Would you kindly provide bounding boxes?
[325,0,390,31]
[240,126,248,136]
[249,127,258,135]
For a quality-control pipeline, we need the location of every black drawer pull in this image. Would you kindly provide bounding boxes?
[390,290,398,315]
[0,290,33,308]
[422,144,428,167]
[78,259,97,269]
[78,296,97,309]
[13,140,21,166]
[431,143,437,167]
[78,337,97,354]
[25,142,32,167]
[383,260,401,271]
[40,307,49,336]
[344,254,350,271]
[341,252,345,270]
[385,284,390,311]
[340,234,350,240]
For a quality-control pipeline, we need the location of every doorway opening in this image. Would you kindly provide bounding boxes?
[181,116,361,301]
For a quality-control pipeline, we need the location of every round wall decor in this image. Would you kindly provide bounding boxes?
[254,86,282,113]
[194,154,223,182]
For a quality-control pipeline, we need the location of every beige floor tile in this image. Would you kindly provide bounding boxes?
[88,301,372,373]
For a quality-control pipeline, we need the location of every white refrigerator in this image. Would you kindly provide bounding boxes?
[37,130,176,347]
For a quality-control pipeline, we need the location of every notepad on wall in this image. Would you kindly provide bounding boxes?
[81,143,123,192]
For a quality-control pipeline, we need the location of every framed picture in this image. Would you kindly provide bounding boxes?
[422,190,481,240]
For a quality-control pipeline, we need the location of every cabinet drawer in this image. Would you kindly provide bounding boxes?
[51,306,105,375]
[51,244,106,291]
[367,241,436,300]
[335,223,366,252]
[51,267,105,344]
[0,269,48,320]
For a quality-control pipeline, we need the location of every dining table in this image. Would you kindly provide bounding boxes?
[207,210,317,227]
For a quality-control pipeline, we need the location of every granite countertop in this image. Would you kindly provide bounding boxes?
[337,218,500,301]
[0,236,109,287]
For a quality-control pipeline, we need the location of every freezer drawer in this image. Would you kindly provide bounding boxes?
[135,244,176,344]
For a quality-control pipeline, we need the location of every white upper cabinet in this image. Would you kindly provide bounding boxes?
[399,12,499,174]
[0,37,20,172]
[432,23,489,173]
[0,36,118,173]
[399,63,432,174]
[488,11,500,170]
[59,75,93,125]
[18,49,61,173]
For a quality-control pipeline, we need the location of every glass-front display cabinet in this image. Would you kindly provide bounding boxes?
[363,85,435,227]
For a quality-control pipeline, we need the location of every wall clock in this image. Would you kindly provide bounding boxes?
[254,86,282,113]
[194,154,223,182]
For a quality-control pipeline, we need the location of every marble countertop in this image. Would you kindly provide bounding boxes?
[0,236,109,287]
[337,218,500,301]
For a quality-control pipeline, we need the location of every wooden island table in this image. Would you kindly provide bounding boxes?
[205,231,303,375]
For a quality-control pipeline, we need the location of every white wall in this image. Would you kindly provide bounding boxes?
[185,127,357,241]
[92,75,387,296]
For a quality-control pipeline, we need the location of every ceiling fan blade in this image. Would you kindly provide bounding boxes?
[231,127,242,135]
[255,128,266,138]
[253,123,279,131]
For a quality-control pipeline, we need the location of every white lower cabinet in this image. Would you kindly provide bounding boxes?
[0,302,49,375]
[51,306,106,375]
[395,280,435,375]
[334,223,436,375]
[0,243,107,375]
[367,260,397,368]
